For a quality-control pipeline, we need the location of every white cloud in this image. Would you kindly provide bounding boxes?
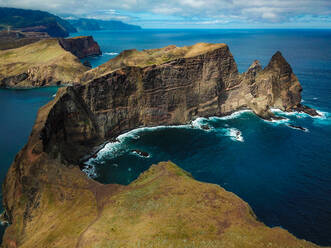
[1,0,330,27]
[262,12,277,20]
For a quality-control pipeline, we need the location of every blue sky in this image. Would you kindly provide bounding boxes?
[1,0,331,28]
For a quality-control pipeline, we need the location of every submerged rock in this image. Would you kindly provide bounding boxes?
[131,149,149,157]
[287,124,309,132]
[200,124,211,130]
[293,104,320,116]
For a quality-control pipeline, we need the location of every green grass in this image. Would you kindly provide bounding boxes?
[82,42,227,82]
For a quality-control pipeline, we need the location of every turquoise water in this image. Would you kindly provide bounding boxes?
[1,29,331,245]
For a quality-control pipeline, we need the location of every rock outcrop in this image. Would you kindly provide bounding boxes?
[59,36,102,59]
[1,43,322,247]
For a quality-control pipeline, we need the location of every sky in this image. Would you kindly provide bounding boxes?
[1,0,331,28]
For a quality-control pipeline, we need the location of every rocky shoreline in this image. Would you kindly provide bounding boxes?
[1,43,323,248]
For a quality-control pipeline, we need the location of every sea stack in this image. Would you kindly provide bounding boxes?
[58,36,102,58]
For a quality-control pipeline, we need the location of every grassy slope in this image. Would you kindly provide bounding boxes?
[81,42,226,82]
[10,161,323,248]
[0,39,88,87]
[0,7,76,33]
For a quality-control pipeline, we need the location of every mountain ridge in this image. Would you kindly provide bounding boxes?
[0,7,76,37]
[68,18,142,31]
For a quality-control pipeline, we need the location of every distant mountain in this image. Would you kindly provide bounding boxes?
[0,7,76,37]
[68,18,141,31]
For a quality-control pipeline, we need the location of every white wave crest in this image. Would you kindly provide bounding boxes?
[271,108,330,123]
[211,110,252,121]
[82,163,97,178]
[226,128,244,142]
[270,108,304,117]
[313,110,331,125]
[104,52,119,56]
[263,114,290,125]
[191,117,214,130]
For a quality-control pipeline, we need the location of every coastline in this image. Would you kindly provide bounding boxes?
[1,34,331,246]
[82,106,329,179]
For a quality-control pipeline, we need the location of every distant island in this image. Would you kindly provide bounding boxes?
[68,18,142,31]
[0,7,76,37]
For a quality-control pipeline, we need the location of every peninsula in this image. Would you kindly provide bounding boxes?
[1,43,322,247]
[0,36,101,88]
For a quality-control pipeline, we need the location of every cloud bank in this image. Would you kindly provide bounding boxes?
[1,0,330,28]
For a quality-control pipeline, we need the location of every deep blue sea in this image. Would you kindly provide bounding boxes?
[1,29,331,245]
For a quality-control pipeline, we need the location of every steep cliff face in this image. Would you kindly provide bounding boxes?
[59,36,102,59]
[1,43,322,248]
[0,39,89,88]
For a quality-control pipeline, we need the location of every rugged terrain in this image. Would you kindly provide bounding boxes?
[1,43,323,247]
[59,36,102,59]
[0,36,101,88]
[0,7,76,38]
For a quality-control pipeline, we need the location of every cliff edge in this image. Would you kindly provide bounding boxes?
[1,43,322,247]
[0,36,102,88]
[59,36,102,59]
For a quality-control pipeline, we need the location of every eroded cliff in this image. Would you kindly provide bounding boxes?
[0,36,102,88]
[0,39,88,88]
[1,43,322,247]
[58,36,102,59]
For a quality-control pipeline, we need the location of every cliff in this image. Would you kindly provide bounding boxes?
[0,38,91,88]
[59,36,102,59]
[1,43,322,247]
[0,8,76,38]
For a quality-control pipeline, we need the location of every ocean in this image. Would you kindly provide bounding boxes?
[1,29,331,245]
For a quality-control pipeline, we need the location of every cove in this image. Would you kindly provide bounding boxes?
[85,109,331,245]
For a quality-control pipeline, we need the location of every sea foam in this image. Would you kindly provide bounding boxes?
[210,110,252,121]
[104,52,119,56]
[226,128,244,142]
[84,108,331,178]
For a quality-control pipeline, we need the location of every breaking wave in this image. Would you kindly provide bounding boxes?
[104,52,119,56]
[210,110,252,121]
[82,108,330,178]
[226,128,244,142]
